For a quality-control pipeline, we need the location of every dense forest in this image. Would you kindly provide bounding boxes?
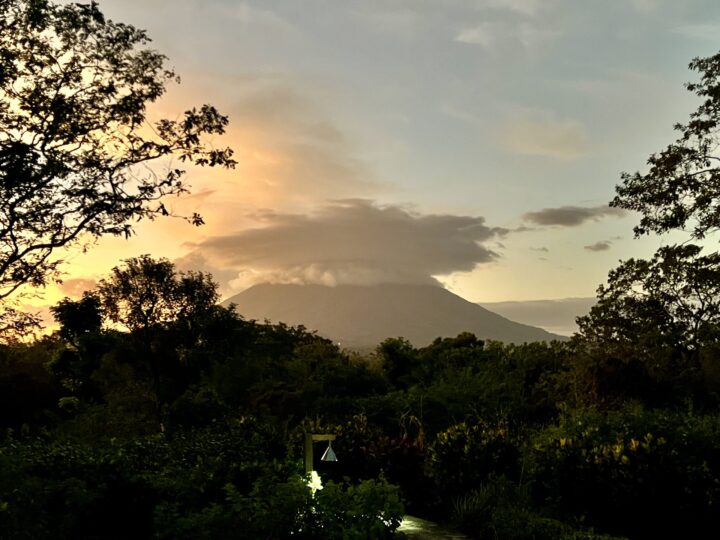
[3,256,720,539]
[4,0,720,538]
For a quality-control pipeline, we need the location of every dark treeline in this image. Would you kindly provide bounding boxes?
[2,254,720,539]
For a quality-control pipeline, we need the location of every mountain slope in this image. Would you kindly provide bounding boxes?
[479,298,596,337]
[223,283,563,348]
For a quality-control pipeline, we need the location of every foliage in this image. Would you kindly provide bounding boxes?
[452,476,624,540]
[0,420,403,540]
[7,307,720,539]
[377,337,418,388]
[0,306,40,343]
[6,252,720,539]
[0,338,63,433]
[323,413,433,515]
[613,51,720,239]
[0,0,234,339]
[47,255,221,429]
[576,48,720,403]
[574,244,720,407]
[529,407,720,539]
[311,477,404,539]
[578,245,720,365]
[154,474,403,540]
[50,293,102,347]
[429,421,520,503]
[97,255,219,336]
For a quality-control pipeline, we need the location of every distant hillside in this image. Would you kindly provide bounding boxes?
[223,283,564,348]
[479,297,596,336]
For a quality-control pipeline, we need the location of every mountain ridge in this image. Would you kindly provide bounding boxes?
[222,283,564,348]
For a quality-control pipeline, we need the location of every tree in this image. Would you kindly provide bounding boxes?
[0,0,235,334]
[578,245,720,355]
[376,337,417,389]
[613,51,720,239]
[576,244,720,405]
[97,254,219,336]
[96,255,220,428]
[50,292,102,348]
[0,305,40,343]
[47,292,106,400]
[584,51,720,403]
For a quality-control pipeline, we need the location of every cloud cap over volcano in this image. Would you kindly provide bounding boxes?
[184,199,507,292]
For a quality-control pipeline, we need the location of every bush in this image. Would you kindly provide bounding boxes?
[312,477,404,539]
[154,474,404,540]
[429,420,520,503]
[529,407,720,539]
[452,476,625,540]
[0,420,403,539]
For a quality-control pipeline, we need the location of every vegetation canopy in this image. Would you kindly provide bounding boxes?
[579,244,720,361]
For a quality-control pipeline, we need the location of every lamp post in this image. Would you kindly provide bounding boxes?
[304,432,337,474]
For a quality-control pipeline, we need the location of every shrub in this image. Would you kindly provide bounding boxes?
[452,476,625,540]
[429,420,520,502]
[529,407,720,539]
[0,420,404,539]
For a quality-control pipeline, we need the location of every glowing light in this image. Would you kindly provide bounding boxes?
[307,470,323,494]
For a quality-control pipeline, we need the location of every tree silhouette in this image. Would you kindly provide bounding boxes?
[0,0,235,336]
[585,51,720,396]
[579,245,720,370]
[96,255,219,429]
[613,51,720,239]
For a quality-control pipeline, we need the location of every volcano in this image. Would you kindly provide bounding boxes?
[223,283,563,348]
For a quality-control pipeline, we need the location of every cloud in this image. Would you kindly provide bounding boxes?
[224,80,383,206]
[523,205,626,227]
[468,0,548,16]
[455,20,556,48]
[584,240,612,252]
[503,110,589,159]
[173,252,243,297]
[630,0,659,13]
[57,278,97,299]
[441,102,484,125]
[231,2,295,31]
[454,0,560,49]
[353,6,428,38]
[456,24,497,47]
[183,199,507,292]
[671,23,720,41]
[158,74,384,217]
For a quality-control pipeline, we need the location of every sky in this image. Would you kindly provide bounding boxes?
[31,0,720,312]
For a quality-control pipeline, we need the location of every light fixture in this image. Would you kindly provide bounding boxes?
[320,440,337,462]
[304,432,338,473]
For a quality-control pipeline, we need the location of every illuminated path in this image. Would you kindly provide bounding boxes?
[398,515,469,539]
